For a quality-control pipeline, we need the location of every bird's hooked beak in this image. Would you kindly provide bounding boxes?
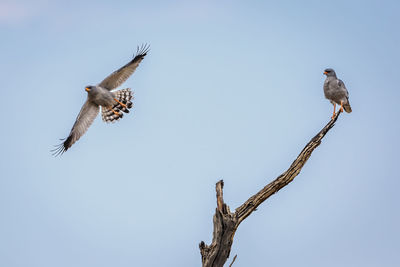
[323,71,328,75]
[85,87,90,92]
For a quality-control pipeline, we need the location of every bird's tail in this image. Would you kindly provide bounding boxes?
[101,88,134,123]
[343,100,352,113]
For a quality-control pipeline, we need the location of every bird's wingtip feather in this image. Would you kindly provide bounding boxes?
[134,43,150,58]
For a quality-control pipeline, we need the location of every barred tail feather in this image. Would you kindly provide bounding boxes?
[102,88,134,123]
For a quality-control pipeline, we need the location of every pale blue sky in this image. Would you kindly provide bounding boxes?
[0,0,399,266]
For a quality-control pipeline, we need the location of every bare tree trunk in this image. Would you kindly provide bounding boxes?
[199,111,342,267]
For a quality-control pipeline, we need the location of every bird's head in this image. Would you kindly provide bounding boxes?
[323,68,336,77]
[85,86,93,93]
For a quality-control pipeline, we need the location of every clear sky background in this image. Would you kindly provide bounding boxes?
[1,0,399,266]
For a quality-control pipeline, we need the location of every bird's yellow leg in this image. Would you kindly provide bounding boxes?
[113,98,127,108]
[340,100,344,112]
[332,103,336,119]
[107,106,120,116]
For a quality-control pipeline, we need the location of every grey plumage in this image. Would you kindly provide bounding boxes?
[99,44,150,90]
[52,44,149,156]
[57,100,99,155]
[323,68,352,117]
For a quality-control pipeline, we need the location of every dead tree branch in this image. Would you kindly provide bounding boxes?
[199,111,342,267]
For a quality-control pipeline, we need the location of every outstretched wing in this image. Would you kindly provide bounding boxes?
[98,44,149,90]
[52,100,99,156]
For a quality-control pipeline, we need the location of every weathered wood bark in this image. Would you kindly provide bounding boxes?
[199,111,342,267]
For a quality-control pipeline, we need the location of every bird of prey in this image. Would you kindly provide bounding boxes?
[323,68,352,119]
[52,44,149,156]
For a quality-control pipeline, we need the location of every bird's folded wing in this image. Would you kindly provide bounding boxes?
[53,100,99,156]
[98,44,149,90]
[338,79,349,98]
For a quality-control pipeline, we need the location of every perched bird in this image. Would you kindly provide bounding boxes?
[323,68,352,119]
[52,44,149,156]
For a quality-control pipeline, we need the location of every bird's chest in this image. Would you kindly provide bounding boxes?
[90,89,114,107]
[324,80,336,98]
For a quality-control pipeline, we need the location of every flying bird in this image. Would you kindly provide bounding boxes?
[52,44,149,156]
[323,68,352,119]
